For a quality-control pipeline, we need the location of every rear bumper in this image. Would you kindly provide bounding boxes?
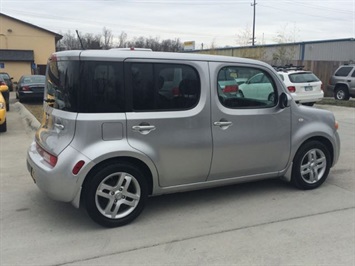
[26,141,92,205]
[19,91,44,99]
[291,91,324,103]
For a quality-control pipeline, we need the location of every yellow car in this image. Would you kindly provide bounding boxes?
[0,91,7,132]
[0,76,10,111]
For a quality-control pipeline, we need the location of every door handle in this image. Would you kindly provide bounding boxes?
[132,124,156,135]
[54,123,64,130]
[213,120,233,129]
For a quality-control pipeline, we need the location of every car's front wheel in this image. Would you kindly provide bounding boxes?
[291,141,331,189]
[84,162,148,227]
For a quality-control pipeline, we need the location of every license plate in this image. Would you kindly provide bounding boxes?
[305,86,313,91]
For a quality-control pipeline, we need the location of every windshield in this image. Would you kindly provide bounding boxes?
[22,75,45,84]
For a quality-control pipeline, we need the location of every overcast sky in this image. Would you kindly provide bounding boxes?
[1,0,354,49]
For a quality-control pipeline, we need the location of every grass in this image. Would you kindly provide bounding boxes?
[317,98,355,108]
[22,102,44,122]
[22,97,354,123]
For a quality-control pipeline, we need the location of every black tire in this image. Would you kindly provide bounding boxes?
[334,86,350,100]
[291,141,331,190]
[302,102,315,107]
[6,102,9,111]
[84,162,148,227]
[0,119,7,132]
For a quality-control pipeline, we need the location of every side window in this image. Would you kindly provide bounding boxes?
[351,69,355,77]
[47,60,80,112]
[130,63,200,111]
[218,66,277,109]
[80,61,124,113]
[335,67,352,77]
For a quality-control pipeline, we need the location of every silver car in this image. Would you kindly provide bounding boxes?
[328,64,355,100]
[27,50,340,227]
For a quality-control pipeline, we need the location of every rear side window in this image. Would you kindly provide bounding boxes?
[217,66,277,109]
[128,63,200,111]
[289,72,319,83]
[80,61,124,113]
[47,60,80,112]
[335,67,353,77]
[47,59,124,113]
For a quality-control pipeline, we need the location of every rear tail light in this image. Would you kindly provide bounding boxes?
[223,85,239,93]
[22,86,30,91]
[287,86,296,93]
[321,84,324,91]
[36,143,58,167]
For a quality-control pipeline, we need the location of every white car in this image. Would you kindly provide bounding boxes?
[277,68,324,106]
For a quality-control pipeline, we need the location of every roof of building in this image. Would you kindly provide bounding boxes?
[193,37,355,52]
[0,13,62,42]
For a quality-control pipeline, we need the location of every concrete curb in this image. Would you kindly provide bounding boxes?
[13,102,40,133]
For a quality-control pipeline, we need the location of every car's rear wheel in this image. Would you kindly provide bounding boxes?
[84,162,148,227]
[334,86,350,100]
[291,141,330,189]
[0,119,7,132]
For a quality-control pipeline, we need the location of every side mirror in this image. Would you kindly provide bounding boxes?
[279,92,290,109]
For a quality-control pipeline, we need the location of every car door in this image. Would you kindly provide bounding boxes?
[209,63,291,180]
[125,60,212,187]
[350,68,355,91]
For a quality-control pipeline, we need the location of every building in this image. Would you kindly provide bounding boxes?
[193,38,355,95]
[0,13,62,82]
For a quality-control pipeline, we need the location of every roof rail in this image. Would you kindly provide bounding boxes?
[110,48,153,51]
[272,64,304,72]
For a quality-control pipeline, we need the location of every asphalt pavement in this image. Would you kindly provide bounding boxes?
[0,92,354,266]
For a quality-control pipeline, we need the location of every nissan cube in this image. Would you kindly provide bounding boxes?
[27,50,340,227]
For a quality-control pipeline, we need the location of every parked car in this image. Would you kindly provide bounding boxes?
[16,75,45,102]
[0,76,10,111]
[238,73,275,102]
[276,66,324,106]
[0,91,7,132]
[328,64,355,100]
[27,50,340,227]
[0,72,14,91]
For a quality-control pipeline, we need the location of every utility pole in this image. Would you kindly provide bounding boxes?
[251,0,257,46]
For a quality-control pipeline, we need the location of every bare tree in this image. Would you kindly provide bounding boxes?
[126,36,183,52]
[57,29,183,52]
[272,24,300,65]
[102,27,113,49]
[82,33,102,49]
[57,31,81,50]
[236,24,252,47]
[117,31,128,48]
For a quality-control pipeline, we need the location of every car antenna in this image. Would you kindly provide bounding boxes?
[76,30,85,50]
